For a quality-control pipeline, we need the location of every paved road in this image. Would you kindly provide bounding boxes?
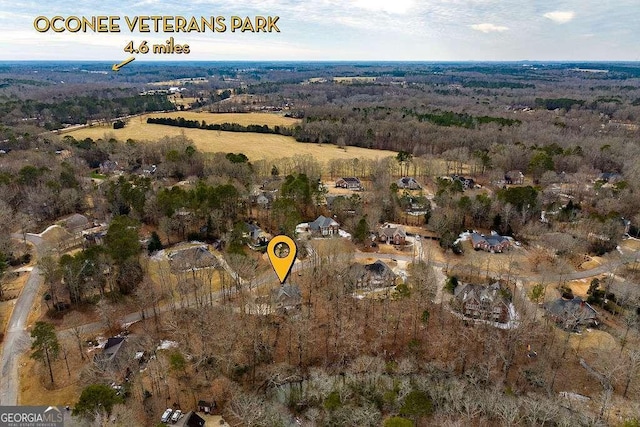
[0,233,44,405]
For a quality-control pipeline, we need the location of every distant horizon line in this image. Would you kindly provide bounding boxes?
[0,59,639,64]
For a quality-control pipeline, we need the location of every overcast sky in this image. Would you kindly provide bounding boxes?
[0,0,638,61]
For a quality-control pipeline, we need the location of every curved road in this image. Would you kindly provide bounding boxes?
[0,233,44,405]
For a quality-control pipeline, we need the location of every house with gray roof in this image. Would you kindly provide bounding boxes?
[350,260,397,290]
[62,213,90,234]
[93,336,128,370]
[397,177,421,190]
[309,215,340,236]
[544,297,598,330]
[256,193,271,207]
[168,245,219,271]
[244,222,271,246]
[102,337,125,362]
[271,284,302,313]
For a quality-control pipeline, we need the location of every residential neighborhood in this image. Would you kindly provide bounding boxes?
[0,60,639,426]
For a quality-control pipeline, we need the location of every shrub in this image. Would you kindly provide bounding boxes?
[444,276,458,294]
[324,391,341,411]
[558,285,573,300]
[399,390,433,419]
[169,351,186,372]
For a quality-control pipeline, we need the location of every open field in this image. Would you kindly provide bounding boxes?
[168,95,198,108]
[139,111,302,127]
[65,117,397,163]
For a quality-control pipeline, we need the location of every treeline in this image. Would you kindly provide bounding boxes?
[5,94,174,129]
[305,105,523,130]
[535,97,585,111]
[461,80,535,89]
[0,78,51,88]
[402,108,521,128]
[146,116,294,136]
[295,105,523,151]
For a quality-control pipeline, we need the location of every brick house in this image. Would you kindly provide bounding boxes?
[378,224,407,245]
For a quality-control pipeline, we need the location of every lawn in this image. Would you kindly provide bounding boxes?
[89,171,107,180]
[19,352,81,407]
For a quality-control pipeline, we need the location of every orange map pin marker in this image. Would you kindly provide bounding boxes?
[267,235,297,284]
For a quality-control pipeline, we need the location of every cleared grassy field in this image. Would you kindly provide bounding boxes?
[65,115,397,162]
[334,76,377,83]
[143,111,302,127]
[168,95,198,107]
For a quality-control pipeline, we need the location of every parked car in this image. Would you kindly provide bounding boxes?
[161,408,173,423]
[171,410,182,423]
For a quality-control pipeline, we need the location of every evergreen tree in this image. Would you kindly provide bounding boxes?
[73,384,124,421]
[147,231,163,254]
[30,321,60,385]
[353,216,369,244]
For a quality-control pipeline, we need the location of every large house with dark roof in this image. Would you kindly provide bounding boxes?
[453,282,510,323]
[350,260,397,290]
[93,336,128,370]
[102,337,125,362]
[470,232,510,253]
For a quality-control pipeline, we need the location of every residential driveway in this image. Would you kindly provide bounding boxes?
[0,233,44,405]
